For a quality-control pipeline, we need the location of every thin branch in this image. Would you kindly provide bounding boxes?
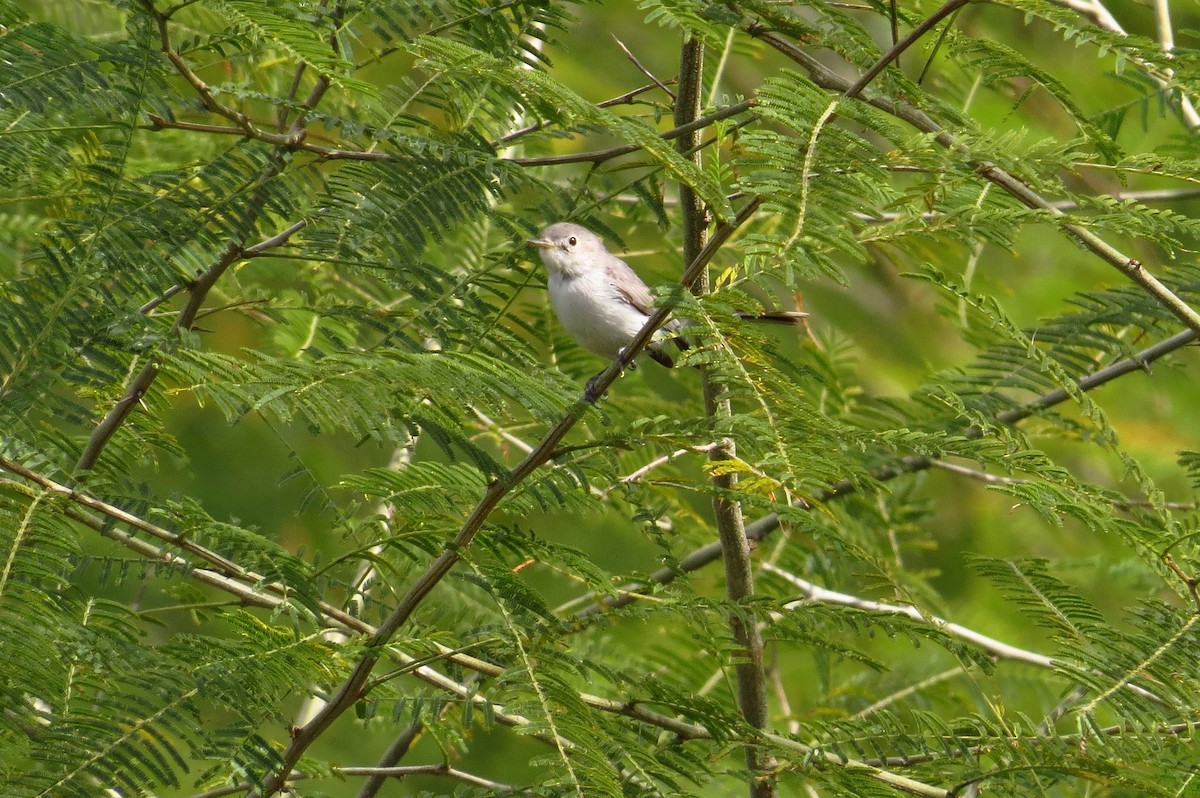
[574,328,1198,616]
[929,459,1030,485]
[858,187,1200,224]
[189,763,517,798]
[354,714,432,798]
[605,443,717,493]
[850,667,965,720]
[146,114,392,160]
[762,731,950,796]
[1153,0,1175,53]
[767,653,799,734]
[997,328,1197,423]
[1164,556,1200,610]
[138,282,187,315]
[567,692,949,795]
[932,459,1197,509]
[137,0,253,129]
[763,563,1055,667]
[76,235,246,471]
[613,35,676,99]
[278,62,308,132]
[88,216,311,466]
[472,407,536,455]
[493,80,673,146]
[338,764,517,793]
[844,0,974,99]
[509,99,755,167]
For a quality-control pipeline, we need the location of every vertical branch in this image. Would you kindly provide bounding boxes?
[675,33,775,798]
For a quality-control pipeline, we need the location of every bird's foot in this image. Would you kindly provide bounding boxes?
[584,373,607,402]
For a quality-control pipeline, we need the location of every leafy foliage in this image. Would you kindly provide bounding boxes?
[2,0,1200,796]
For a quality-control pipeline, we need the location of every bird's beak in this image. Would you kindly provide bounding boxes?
[527,238,555,250]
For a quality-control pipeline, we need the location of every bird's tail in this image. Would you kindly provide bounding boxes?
[734,310,809,325]
[649,311,807,367]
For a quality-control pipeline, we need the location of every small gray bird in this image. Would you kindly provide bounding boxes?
[528,222,805,368]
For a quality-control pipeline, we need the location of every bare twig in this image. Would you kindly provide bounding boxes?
[763,563,1055,667]
[472,407,536,455]
[844,0,974,99]
[509,99,754,167]
[929,459,1029,485]
[605,443,717,493]
[138,282,187,315]
[494,80,674,146]
[243,218,309,256]
[613,35,676,99]
[338,764,517,793]
[850,667,965,720]
[764,561,1164,715]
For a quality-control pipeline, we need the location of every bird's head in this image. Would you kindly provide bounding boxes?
[528,222,608,278]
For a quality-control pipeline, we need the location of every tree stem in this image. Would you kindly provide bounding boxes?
[676,32,775,798]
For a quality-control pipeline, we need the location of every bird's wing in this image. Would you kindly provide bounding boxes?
[605,255,691,337]
[604,256,656,317]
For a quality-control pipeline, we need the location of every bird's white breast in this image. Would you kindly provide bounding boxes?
[548,271,649,359]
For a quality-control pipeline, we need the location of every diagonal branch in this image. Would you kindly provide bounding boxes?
[493,80,674,146]
[76,215,308,470]
[613,34,676,100]
[844,0,974,99]
[763,561,1161,702]
[76,236,246,472]
[510,99,755,166]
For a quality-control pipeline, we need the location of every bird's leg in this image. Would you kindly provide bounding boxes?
[585,354,634,402]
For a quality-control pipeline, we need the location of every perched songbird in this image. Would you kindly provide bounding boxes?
[528,222,805,368]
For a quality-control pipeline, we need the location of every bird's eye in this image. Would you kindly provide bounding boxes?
[568,236,577,246]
